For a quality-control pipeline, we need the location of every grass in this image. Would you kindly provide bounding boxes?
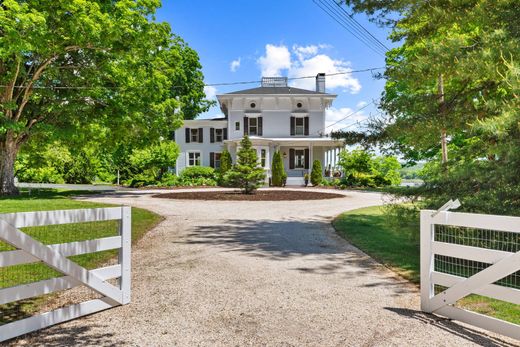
[0,189,163,324]
[333,205,520,325]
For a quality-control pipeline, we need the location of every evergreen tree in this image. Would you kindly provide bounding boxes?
[224,136,266,194]
[219,149,232,175]
[310,160,323,186]
[271,150,285,187]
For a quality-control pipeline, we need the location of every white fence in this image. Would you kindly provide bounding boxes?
[0,206,131,342]
[421,210,520,340]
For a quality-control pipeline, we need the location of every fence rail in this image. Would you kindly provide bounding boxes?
[421,209,520,340]
[0,206,131,342]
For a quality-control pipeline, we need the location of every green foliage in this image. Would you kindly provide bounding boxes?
[338,148,401,187]
[180,166,215,179]
[219,150,232,175]
[224,136,266,194]
[0,0,211,194]
[129,142,179,182]
[339,0,520,214]
[310,160,323,186]
[271,150,285,187]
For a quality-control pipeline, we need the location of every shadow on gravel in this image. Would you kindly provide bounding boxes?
[8,324,124,347]
[184,218,398,282]
[385,307,518,347]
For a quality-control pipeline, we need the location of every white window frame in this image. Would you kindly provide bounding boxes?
[187,151,201,167]
[294,149,305,169]
[190,128,200,143]
[235,121,240,131]
[214,152,222,169]
[215,128,223,142]
[295,117,305,136]
[248,117,258,136]
[260,149,267,168]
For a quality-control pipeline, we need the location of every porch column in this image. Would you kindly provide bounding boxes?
[309,143,313,172]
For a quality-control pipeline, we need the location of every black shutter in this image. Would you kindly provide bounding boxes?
[185,128,190,143]
[304,117,309,135]
[198,128,203,143]
[210,152,215,168]
[170,130,176,141]
[243,117,249,135]
[304,148,310,169]
[290,117,295,136]
[289,149,295,169]
[223,128,228,140]
[210,128,215,143]
[258,117,263,136]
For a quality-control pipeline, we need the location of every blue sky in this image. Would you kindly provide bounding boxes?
[156,1,395,132]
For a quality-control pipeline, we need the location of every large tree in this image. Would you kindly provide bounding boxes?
[0,0,210,195]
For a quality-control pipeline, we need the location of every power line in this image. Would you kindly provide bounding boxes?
[318,100,375,134]
[330,0,390,52]
[0,67,385,90]
[313,0,388,57]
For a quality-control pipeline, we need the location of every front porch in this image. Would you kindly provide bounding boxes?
[225,137,344,186]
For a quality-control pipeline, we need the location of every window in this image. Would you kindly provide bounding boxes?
[215,128,223,142]
[188,152,201,166]
[190,128,200,142]
[250,102,256,108]
[214,153,221,169]
[294,149,305,168]
[260,149,266,167]
[295,117,304,135]
[249,117,258,135]
[235,121,240,131]
[297,102,303,108]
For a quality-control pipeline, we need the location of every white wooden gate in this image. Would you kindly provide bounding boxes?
[0,206,131,342]
[421,210,520,340]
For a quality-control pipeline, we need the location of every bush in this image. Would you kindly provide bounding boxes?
[224,136,266,194]
[271,150,285,187]
[180,166,215,179]
[219,150,232,175]
[310,160,323,186]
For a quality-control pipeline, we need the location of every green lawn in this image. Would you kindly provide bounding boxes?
[0,189,163,324]
[333,206,520,325]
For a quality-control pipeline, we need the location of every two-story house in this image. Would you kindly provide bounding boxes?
[174,73,344,185]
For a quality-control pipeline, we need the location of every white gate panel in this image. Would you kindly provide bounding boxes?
[0,206,132,342]
[421,209,520,341]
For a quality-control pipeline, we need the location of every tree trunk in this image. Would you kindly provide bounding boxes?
[0,138,20,196]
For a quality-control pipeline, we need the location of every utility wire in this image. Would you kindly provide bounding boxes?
[317,100,376,135]
[330,0,390,52]
[0,67,385,90]
[313,0,388,57]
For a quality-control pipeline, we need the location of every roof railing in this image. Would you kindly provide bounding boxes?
[261,77,288,88]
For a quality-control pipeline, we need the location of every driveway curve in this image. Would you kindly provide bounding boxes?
[13,188,517,346]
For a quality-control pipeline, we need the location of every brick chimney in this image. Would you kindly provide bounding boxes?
[315,73,326,93]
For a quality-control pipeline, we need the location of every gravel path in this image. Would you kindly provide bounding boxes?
[11,188,518,346]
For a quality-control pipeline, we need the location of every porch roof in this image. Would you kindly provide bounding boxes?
[224,137,344,147]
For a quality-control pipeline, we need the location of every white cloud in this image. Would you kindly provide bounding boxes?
[325,107,369,133]
[257,43,361,94]
[257,44,291,76]
[204,86,217,100]
[356,101,368,108]
[230,58,241,72]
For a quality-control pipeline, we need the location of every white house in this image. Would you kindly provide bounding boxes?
[174,73,344,185]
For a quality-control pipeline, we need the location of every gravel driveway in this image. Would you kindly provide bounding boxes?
[11,188,518,346]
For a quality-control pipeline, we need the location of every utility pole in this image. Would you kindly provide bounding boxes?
[438,73,448,165]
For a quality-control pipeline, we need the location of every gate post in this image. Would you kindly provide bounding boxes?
[120,206,132,304]
[420,210,434,313]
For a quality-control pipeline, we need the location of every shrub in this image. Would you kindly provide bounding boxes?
[271,150,285,187]
[180,166,215,179]
[310,160,323,186]
[224,136,266,194]
[129,141,179,181]
[219,150,232,175]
